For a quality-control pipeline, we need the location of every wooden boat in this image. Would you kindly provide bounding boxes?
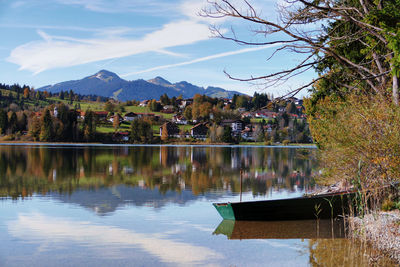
[213,191,355,221]
[213,219,346,239]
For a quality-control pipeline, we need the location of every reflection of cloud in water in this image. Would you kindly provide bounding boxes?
[255,239,302,251]
[8,213,223,265]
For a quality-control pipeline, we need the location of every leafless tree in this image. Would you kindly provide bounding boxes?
[201,0,399,103]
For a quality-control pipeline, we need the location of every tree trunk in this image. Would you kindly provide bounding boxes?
[393,74,399,106]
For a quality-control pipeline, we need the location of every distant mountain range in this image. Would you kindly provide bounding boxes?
[38,70,244,101]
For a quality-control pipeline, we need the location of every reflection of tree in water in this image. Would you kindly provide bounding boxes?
[308,239,397,267]
[0,146,317,198]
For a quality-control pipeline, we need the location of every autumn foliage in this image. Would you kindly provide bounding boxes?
[305,94,400,189]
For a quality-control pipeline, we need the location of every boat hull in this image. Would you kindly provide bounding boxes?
[213,193,354,221]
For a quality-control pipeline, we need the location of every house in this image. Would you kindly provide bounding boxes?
[78,111,85,120]
[109,113,123,123]
[94,111,109,121]
[139,100,150,107]
[241,128,254,141]
[254,110,277,119]
[162,105,175,113]
[124,112,137,121]
[241,112,254,119]
[190,123,209,139]
[159,122,180,138]
[172,115,188,125]
[221,119,244,136]
[179,99,193,109]
[136,113,155,119]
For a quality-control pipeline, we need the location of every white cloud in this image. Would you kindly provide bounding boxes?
[7,20,211,74]
[121,44,280,77]
[54,0,176,14]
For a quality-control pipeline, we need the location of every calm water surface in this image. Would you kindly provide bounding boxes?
[0,145,396,266]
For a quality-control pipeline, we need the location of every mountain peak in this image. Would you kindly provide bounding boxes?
[148,76,172,86]
[38,71,245,101]
[91,70,120,82]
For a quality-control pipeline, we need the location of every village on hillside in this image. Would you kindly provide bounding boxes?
[0,84,312,144]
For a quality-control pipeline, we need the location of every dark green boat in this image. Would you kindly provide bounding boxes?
[213,192,355,221]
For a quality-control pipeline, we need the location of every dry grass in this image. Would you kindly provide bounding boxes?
[349,211,400,264]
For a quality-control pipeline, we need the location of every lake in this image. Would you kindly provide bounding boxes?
[0,145,396,266]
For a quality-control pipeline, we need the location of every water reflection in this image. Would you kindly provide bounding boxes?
[214,219,397,266]
[308,238,397,267]
[0,145,397,266]
[8,213,223,265]
[214,219,345,240]
[0,146,317,205]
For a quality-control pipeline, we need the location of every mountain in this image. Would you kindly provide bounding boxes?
[38,70,245,101]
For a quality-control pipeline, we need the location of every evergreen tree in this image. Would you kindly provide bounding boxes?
[139,120,153,143]
[160,93,170,105]
[130,120,140,142]
[18,113,27,132]
[40,109,53,141]
[221,126,233,143]
[8,112,18,134]
[0,109,8,134]
[83,110,96,141]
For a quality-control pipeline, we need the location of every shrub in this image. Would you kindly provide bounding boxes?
[305,94,400,191]
[382,199,395,211]
[282,139,290,146]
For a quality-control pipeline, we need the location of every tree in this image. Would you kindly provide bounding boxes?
[0,109,8,134]
[160,93,170,105]
[130,120,140,142]
[40,109,53,141]
[23,87,29,99]
[83,109,96,141]
[8,112,18,134]
[113,114,120,131]
[161,124,169,141]
[29,117,41,141]
[104,101,115,112]
[149,99,161,112]
[17,112,27,132]
[139,120,153,143]
[221,126,233,143]
[253,124,265,142]
[286,102,297,114]
[184,105,193,121]
[130,119,153,143]
[202,0,400,104]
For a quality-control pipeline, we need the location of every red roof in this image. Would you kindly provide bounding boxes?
[94,111,108,115]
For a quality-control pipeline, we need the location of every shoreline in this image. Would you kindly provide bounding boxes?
[350,211,400,264]
[0,141,317,148]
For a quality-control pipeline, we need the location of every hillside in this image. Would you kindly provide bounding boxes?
[38,70,244,101]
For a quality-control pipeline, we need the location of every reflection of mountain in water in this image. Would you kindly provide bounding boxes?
[53,185,223,215]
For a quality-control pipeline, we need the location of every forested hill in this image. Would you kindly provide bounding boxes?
[38,70,244,101]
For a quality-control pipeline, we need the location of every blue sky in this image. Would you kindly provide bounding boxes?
[0,0,316,96]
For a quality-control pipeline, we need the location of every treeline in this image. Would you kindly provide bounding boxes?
[0,83,109,110]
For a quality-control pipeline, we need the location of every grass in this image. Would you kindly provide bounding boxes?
[97,121,130,133]
[178,124,193,132]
